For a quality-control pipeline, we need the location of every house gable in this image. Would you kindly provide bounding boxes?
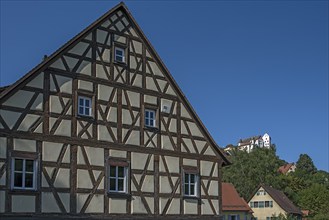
[0,2,229,217]
[248,185,302,219]
[0,3,229,164]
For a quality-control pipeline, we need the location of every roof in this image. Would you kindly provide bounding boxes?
[222,183,253,213]
[250,184,302,215]
[0,2,231,166]
[278,163,295,174]
[239,135,262,144]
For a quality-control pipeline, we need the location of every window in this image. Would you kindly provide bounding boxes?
[259,201,265,208]
[265,201,269,207]
[145,109,156,127]
[12,158,37,190]
[228,215,238,220]
[250,202,254,208]
[108,160,129,194]
[78,96,92,116]
[184,172,198,197]
[115,47,125,63]
[269,201,273,207]
[253,201,259,208]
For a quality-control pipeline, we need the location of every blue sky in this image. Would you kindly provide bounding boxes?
[0,1,328,171]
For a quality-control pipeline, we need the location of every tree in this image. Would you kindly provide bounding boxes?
[295,154,317,175]
[222,146,285,199]
[297,184,329,217]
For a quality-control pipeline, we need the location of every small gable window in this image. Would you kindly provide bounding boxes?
[115,47,125,63]
[12,157,37,190]
[78,96,92,117]
[145,109,156,127]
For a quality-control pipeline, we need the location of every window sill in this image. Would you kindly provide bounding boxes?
[144,126,159,133]
[9,189,39,195]
[77,115,94,121]
[183,195,200,201]
[107,192,131,199]
[114,60,127,66]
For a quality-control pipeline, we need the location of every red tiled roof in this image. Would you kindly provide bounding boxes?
[222,183,253,213]
[278,163,294,174]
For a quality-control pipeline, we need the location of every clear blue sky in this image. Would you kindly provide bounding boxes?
[1,1,328,171]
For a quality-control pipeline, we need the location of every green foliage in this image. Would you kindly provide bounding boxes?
[274,213,298,220]
[312,213,329,220]
[297,184,329,217]
[222,146,284,199]
[295,154,317,175]
[222,147,329,217]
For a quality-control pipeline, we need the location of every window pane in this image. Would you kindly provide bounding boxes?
[151,119,154,127]
[25,173,34,187]
[145,111,149,118]
[190,184,195,195]
[184,174,189,184]
[118,179,124,191]
[109,179,116,191]
[190,174,195,183]
[145,119,149,126]
[118,167,124,177]
[79,107,84,115]
[85,99,90,107]
[116,56,122,62]
[184,184,189,195]
[14,173,23,187]
[15,159,23,171]
[110,166,116,177]
[79,98,84,106]
[26,160,34,172]
[150,111,154,118]
[116,50,123,56]
[85,108,90,116]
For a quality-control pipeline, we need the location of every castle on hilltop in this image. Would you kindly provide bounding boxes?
[224,133,271,155]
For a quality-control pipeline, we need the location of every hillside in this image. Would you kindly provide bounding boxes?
[222,146,329,219]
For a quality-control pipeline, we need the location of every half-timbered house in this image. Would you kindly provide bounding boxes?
[0,2,230,219]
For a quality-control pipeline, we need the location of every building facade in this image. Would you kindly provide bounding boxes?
[248,185,302,220]
[224,133,271,155]
[0,3,230,219]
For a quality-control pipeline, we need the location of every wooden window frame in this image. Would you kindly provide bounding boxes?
[78,95,92,117]
[145,108,156,128]
[11,151,38,191]
[107,159,130,197]
[182,166,199,198]
[114,46,126,63]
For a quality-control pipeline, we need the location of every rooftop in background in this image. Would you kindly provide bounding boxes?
[278,163,296,175]
[222,182,253,213]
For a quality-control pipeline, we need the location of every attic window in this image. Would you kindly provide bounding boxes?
[115,47,125,63]
[145,109,156,127]
[78,96,92,117]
